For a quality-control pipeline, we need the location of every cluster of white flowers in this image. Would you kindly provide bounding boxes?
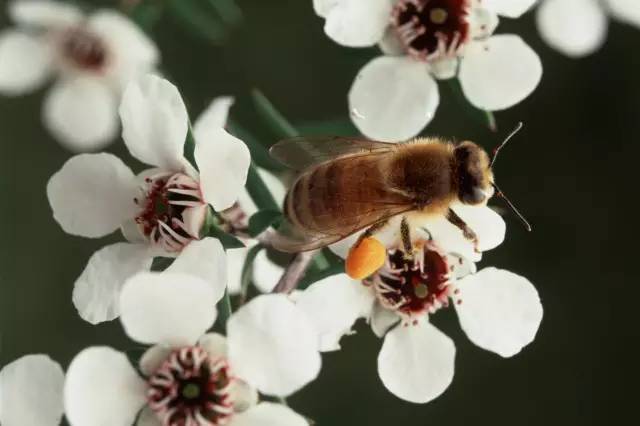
[10,0,640,423]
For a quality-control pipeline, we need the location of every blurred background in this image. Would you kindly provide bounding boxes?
[1,0,638,424]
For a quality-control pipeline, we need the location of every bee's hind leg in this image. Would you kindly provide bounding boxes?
[355,218,391,248]
[446,208,480,253]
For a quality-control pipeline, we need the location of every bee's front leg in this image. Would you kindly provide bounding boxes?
[400,217,414,260]
[446,208,480,253]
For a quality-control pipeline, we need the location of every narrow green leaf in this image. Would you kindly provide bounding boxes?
[205,0,243,26]
[252,89,299,139]
[183,126,197,170]
[248,209,283,237]
[239,244,264,301]
[227,120,285,171]
[215,289,233,330]
[127,0,164,32]
[150,256,174,272]
[246,163,281,211]
[444,79,497,132]
[166,0,228,44]
[206,224,245,249]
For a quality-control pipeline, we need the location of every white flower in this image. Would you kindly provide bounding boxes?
[297,208,542,403]
[536,0,640,57]
[46,75,251,324]
[0,354,65,426]
[0,0,159,151]
[64,272,321,426]
[314,0,542,141]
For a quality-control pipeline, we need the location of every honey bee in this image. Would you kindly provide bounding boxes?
[270,124,530,253]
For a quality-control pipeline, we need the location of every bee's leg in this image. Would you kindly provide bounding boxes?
[446,208,479,252]
[400,217,413,259]
[354,218,390,248]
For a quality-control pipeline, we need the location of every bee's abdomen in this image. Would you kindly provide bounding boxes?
[286,157,385,232]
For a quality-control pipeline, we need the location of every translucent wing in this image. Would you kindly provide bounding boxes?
[271,202,415,253]
[269,136,396,171]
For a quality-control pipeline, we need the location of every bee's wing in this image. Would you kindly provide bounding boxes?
[271,202,415,253]
[269,136,396,171]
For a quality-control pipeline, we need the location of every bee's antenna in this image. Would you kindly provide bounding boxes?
[491,182,532,232]
[491,122,523,167]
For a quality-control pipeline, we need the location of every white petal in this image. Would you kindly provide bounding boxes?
[228,402,307,426]
[73,242,153,324]
[198,332,228,359]
[43,77,119,151]
[378,27,405,56]
[409,215,480,262]
[252,249,284,293]
[468,5,500,39]
[194,96,234,139]
[459,35,542,111]
[313,0,339,16]
[378,320,455,403]
[47,153,138,238]
[194,127,251,211]
[455,267,543,357]
[229,379,258,413]
[227,294,321,397]
[166,237,227,303]
[323,0,392,47]
[120,74,188,170]
[64,347,147,426]
[120,272,218,347]
[87,10,159,87]
[429,57,459,80]
[349,55,439,142]
[0,355,64,426]
[139,345,171,377]
[370,302,400,338]
[236,168,286,217]
[536,0,608,57]
[450,204,506,251]
[226,244,250,295]
[296,274,374,351]
[0,30,52,95]
[483,0,536,18]
[10,0,83,28]
[606,0,640,27]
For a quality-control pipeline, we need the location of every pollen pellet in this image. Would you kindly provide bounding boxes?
[345,237,386,280]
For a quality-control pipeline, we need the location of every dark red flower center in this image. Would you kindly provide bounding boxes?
[147,347,234,426]
[391,0,470,61]
[134,172,204,253]
[60,27,108,71]
[368,242,462,316]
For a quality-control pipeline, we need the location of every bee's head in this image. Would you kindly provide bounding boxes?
[453,141,494,205]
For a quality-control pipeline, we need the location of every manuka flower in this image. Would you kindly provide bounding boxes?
[64,272,321,426]
[0,0,159,150]
[536,0,640,57]
[0,354,65,426]
[296,210,542,403]
[313,0,542,141]
[46,75,251,324]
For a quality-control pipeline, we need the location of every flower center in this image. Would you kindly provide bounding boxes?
[148,346,234,426]
[134,172,205,253]
[391,0,470,62]
[60,27,108,71]
[367,242,461,316]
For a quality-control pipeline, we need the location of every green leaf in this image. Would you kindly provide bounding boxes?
[246,163,281,211]
[205,0,243,27]
[227,120,285,171]
[206,223,245,249]
[150,256,174,272]
[183,125,197,170]
[239,244,264,300]
[299,261,345,290]
[248,209,283,237]
[127,0,164,32]
[252,89,299,139]
[444,79,497,132]
[215,288,233,330]
[166,0,228,44]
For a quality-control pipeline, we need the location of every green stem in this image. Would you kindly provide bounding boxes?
[252,89,299,139]
[246,163,280,211]
[216,289,233,330]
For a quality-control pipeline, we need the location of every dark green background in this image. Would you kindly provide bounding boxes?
[1,0,638,424]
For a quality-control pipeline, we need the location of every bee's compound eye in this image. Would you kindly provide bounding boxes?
[346,237,386,280]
